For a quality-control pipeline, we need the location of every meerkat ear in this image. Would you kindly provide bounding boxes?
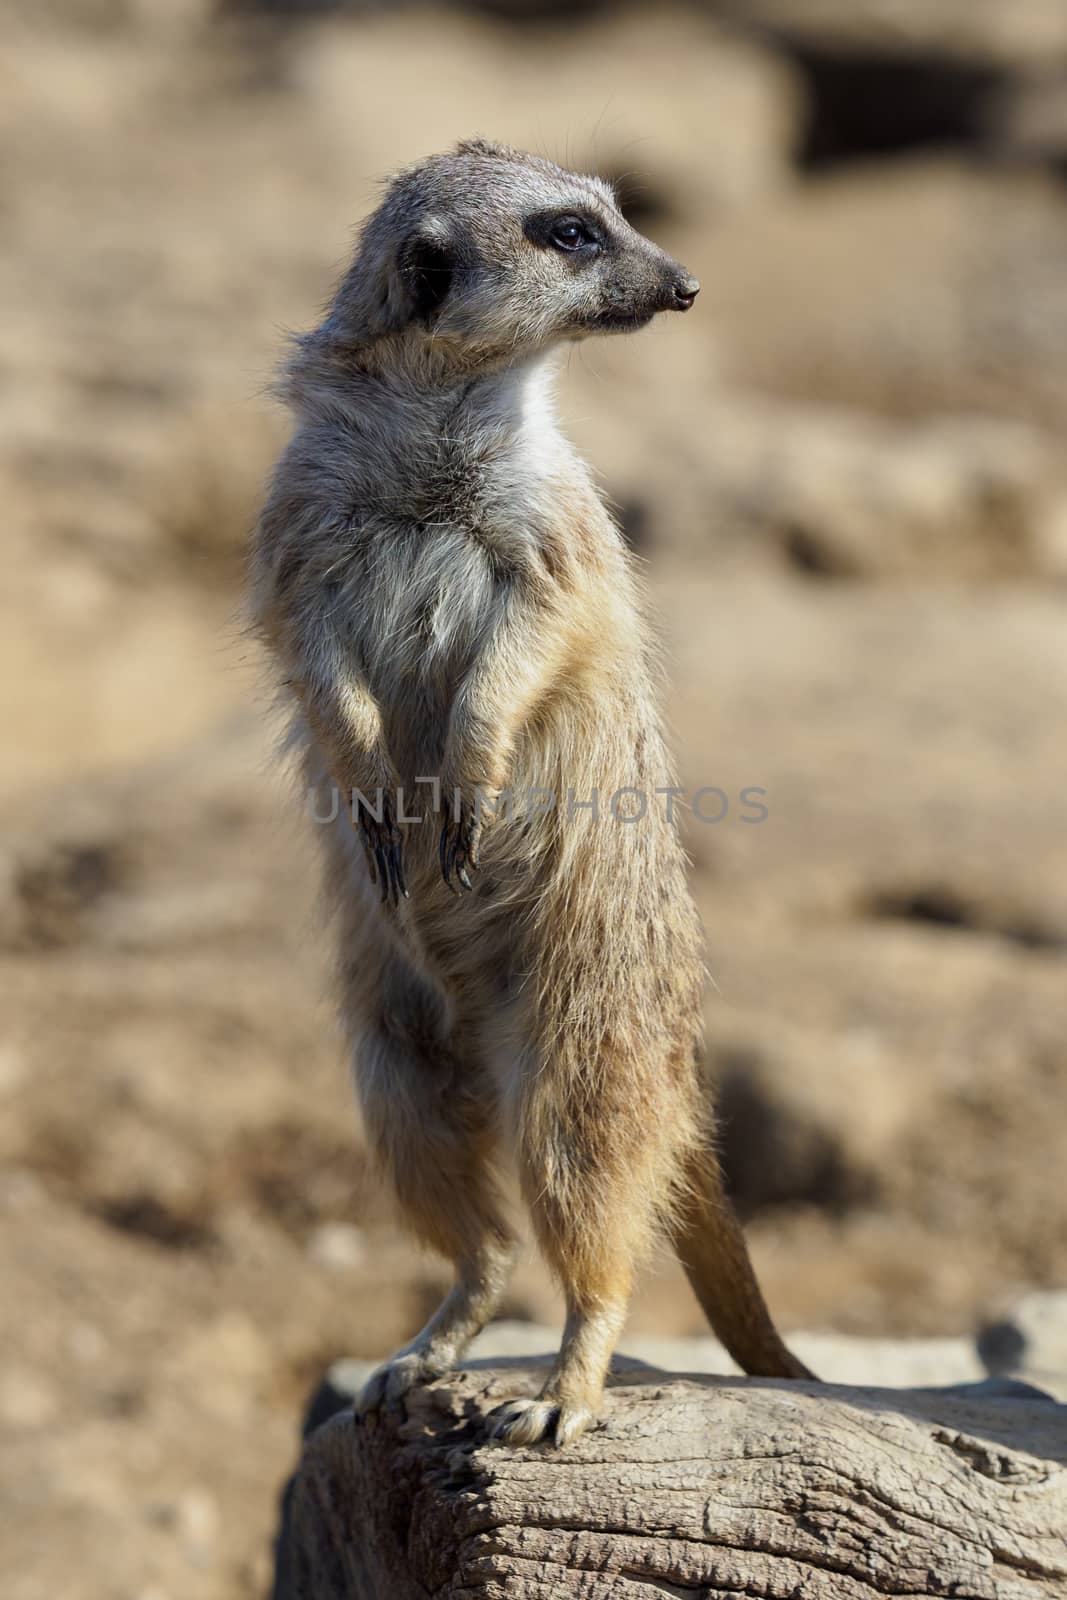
[397,228,455,323]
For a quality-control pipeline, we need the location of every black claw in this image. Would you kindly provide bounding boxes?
[393,846,409,901]
[388,841,406,907]
[358,805,407,909]
[439,823,460,894]
[438,801,482,894]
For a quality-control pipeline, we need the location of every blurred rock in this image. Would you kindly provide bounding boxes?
[217,0,1067,66]
[673,163,1067,426]
[295,9,804,218]
[707,1015,908,1215]
[1034,491,1067,582]
[979,1290,1067,1402]
[0,1369,61,1429]
[718,0,1067,69]
[992,68,1067,171]
[6,0,213,31]
[711,1,1067,172]
[702,402,1065,580]
[145,403,284,588]
[308,1223,366,1274]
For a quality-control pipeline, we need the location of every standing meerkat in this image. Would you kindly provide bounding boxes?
[252,138,812,1448]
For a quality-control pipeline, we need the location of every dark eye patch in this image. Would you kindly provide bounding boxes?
[523,210,605,255]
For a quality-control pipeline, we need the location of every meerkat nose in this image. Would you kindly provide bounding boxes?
[672,275,700,311]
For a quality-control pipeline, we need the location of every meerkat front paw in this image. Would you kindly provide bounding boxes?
[357,1348,449,1413]
[439,799,482,893]
[357,794,407,907]
[487,1395,596,1449]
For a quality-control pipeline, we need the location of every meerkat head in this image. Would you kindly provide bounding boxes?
[328,138,699,371]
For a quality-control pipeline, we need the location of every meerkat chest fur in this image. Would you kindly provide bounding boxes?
[280,356,645,794]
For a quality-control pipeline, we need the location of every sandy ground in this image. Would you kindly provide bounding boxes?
[2,5,1067,1597]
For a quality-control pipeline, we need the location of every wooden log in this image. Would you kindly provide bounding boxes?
[273,1357,1067,1599]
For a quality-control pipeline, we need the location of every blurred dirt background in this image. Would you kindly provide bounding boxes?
[3,1,1067,1595]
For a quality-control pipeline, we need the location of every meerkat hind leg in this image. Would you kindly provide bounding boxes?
[351,1001,517,1413]
[490,1089,642,1448]
[359,1231,516,1412]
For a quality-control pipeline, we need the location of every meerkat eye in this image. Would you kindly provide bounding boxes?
[548,216,598,253]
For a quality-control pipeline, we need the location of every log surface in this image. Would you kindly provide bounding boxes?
[273,1358,1067,1599]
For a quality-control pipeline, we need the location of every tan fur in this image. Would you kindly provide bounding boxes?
[251,140,811,1449]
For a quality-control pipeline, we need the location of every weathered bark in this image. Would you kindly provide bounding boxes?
[274,1358,1067,1599]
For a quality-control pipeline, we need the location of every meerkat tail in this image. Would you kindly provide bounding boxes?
[672,1155,815,1381]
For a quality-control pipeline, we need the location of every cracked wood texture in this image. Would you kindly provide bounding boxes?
[273,1359,1067,1599]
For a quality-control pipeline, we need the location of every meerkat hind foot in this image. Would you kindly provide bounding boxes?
[358,1346,453,1415]
[488,1395,596,1449]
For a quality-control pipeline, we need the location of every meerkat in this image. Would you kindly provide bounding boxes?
[251,138,812,1449]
